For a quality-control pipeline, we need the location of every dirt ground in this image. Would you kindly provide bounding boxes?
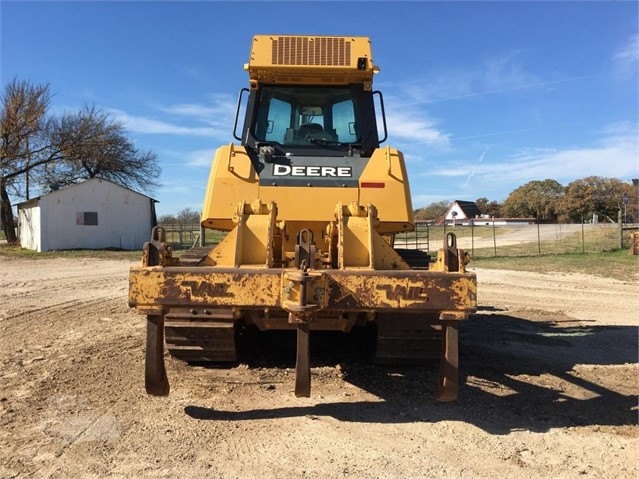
[0,256,637,479]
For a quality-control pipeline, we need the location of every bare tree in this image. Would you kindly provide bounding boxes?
[39,105,160,193]
[1,78,160,243]
[158,213,178,225]
[1,79,51,242]
[176,208,201,225]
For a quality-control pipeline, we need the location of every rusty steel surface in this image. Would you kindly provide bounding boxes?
[129,266,476,316]
[145,314,170,396]
[295,323,311,397]
[436,322,459,402]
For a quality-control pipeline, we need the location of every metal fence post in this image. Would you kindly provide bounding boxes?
[537,219,541,255]
[618,210,623,249]
[471,218,475,259]
[492,217,497,257]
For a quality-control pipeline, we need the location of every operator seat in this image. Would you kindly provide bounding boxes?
[296,123,323,140]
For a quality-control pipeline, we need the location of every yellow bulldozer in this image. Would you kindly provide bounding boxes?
[129,35,477,401]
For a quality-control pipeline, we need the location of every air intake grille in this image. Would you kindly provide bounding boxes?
[271,36,352,66]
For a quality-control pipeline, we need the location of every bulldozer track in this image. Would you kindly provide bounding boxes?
[164,311,238,363]
[375,313,443,363]
[393,248,432,269]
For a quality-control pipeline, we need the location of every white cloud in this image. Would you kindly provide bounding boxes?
[385,109,451,148]
[379,51,542,150]
[160,104,218,117]
[614,33,639,67]
[390,51,541,107]
[109,108,216,136]
[429,123,638,186]
[157,148,216,170]
[381,71,473,106]
[185,149,215,168]
[158,93,237,127]
[481,51,540,91]
[411,194,452,207]
[108,94,237,139]
[160,183,196,195]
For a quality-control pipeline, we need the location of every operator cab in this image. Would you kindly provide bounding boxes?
[236,84,386,160]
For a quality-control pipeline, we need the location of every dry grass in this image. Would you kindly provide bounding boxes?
[472,250,638,282]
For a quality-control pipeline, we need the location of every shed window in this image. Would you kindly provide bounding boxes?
[76,212,98,226]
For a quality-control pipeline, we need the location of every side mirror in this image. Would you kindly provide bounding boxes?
[232,88,250,141]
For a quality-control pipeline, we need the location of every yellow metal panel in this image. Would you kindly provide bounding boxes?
[247,35,378,86]
[200,227,238,266]
[201,144,259,231]
[339,214,371,268]
[200,145,413,234]
[201,200,277,267]
[369,228,411,270]
[359,147,414,234]
[260,185,358,222]
[239,213,271,265]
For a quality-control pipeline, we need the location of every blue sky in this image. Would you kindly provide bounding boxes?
[2,1,637,217]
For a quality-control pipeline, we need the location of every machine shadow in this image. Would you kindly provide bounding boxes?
[185,311,638,434]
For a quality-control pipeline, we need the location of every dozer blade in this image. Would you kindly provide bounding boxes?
[436,321,459,402]
[295,323,311,397]
[145,314,170,396]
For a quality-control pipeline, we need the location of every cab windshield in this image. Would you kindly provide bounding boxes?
[252,86,360,147]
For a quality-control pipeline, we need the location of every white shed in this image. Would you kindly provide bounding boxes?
[17,178,157,252]
[443,200,481,225]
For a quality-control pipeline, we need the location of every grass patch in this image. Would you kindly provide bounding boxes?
[0,244,143,261]
[471,249,638,281]
[469,225,623,258]
[396,225,512,244]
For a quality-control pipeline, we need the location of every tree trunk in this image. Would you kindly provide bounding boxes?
[0,178,18,244]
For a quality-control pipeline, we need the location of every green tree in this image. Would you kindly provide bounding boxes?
[502,179,564,220]
[475,197,502,217]
[414,200,449,221]
[557,176,633,223]
[620,181,638,224]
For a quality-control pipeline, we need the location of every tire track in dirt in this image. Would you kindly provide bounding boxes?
[0,257,637,479]
[5,296,116,321]
[1,273,126,299]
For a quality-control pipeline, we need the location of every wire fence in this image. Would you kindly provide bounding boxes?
[158,223,202,249]
[396,222,638,258]
[158,223,228,250]
[160,221,638,257]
